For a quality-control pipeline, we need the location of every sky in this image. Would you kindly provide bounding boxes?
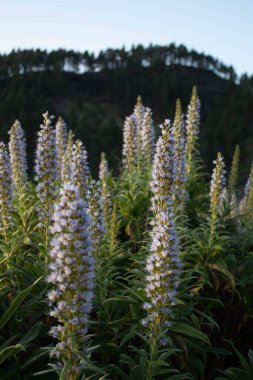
[1,0,253,76]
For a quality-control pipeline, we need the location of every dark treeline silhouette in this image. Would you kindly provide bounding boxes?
[0,44,253,179]
[0,44,238,80]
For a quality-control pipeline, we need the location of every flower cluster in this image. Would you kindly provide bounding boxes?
[71,139,90,200]
[48,183,95,375]
[8,120,28,192]
[99,152,109,181]
[144,120,181,341]
[134,95,145,129]
[244,176,251,201]
[133,96,145,153]
[122,115,137,172]
[141,107,155,165]
[228,145,240,195]
[210,152,226,230]
[55,116,68,178]
[150,120,175,213]
[123,97,156,172]
[87,180,105,258]
[185,86,201,176]
[143,211,181,334]
[99,152,112,226]
[241,163,253,218]
[173,99,184,131]
[0,142,12,232]
[173,100,187,211]
[34,112,57,223]
[61,130,74,183]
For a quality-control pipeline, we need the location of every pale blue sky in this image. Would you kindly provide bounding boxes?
[1,0,252,75]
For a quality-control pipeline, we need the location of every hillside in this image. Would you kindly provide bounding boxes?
[0,45,253,176]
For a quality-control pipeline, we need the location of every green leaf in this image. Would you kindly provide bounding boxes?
[153,368,179,376]
[0,276,42,330]
[207,259,235,289]
[195,310,220,331]
[228,340,250,372]
[21,349,49,370]
[19,322,43,347]
[108,364,129,380]
[205,346,232,356]
[225,368,250,379]
[74,350,107,375]
[59,361,72,380]
[170,322,210,345]
[0,344,24,364]
[0,334,21,351]
[34,368,59,377]
[166,375,193,380]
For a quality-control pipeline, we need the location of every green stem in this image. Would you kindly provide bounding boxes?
[146,336,158,380]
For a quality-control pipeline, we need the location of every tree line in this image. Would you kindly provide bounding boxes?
[0,44,239,81]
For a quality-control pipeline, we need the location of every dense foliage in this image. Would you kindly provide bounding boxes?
[0,45,253,176]
[0,88,252,380]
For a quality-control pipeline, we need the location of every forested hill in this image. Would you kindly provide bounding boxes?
[0,44,253,177]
